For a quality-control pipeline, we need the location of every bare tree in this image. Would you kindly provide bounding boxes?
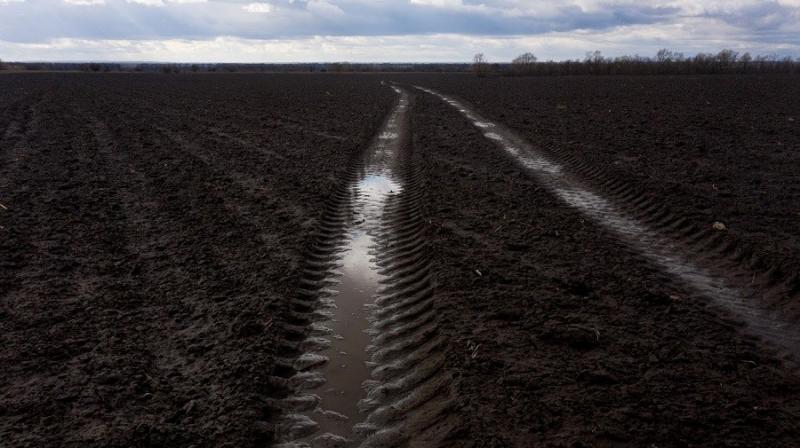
[716,49,739,72]
[472,53,490,77]
[585,50,604,64]
[740,52,752,72]
[656,48,679,63]
[511,52,537,75]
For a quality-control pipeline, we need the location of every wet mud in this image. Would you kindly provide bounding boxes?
[275,88,456,447]
[407,88,800,447]
[3,73,800,448]
[417,86,800,360]
[0,73,396,447]
[399,74,800,317]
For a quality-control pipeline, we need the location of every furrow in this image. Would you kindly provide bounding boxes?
[274,86,456,447]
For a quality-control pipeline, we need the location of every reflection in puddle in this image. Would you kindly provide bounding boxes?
[285,89,409,445]
[484,132,503,141]
[360,173,399,197]
[417,85,800,358]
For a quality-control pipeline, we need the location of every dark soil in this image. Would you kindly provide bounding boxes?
[409,89,800,447]
[3,73,800,448]
[0,73,394,447]
[397,74,800,287]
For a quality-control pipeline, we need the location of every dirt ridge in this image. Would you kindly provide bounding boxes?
[356,116,459,446]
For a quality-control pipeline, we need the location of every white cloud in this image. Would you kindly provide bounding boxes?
[120,0,208,4]
[408,0,491,15]
[243,2,273,13]
[2,25,798,63]
[126,0,165,6]
[63,0,105,5]
[307,0,344,17]
[409,0,463,7]
[1,0,799,61]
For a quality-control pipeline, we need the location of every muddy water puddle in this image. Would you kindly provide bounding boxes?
[278,88,409,446]
[418,86,800,359]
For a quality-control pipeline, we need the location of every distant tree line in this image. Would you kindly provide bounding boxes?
[0,58,28,72]
[0,61,473,74]
[479,49,800,76]
[2,49,798,75]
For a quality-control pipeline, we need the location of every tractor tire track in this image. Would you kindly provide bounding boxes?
[273,86,457,447]
[0,73,398,448]
[537,140,799,310]
[416,85,800,362]
[355,140,458,447]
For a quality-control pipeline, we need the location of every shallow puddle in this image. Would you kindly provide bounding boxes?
[418,85,800,358]
[279,88,410,446]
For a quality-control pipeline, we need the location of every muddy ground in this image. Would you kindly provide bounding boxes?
[2,73,800,447]
[0,73,394,447]
[396,74,800,293]
[409,89,800,447]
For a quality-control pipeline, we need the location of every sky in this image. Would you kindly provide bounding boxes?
[1,0,799,62]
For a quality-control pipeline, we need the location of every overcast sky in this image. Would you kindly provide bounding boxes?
[1,0,799,62]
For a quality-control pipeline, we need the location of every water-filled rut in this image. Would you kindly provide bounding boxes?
[275,87,456,447]
[417,85,800,360]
